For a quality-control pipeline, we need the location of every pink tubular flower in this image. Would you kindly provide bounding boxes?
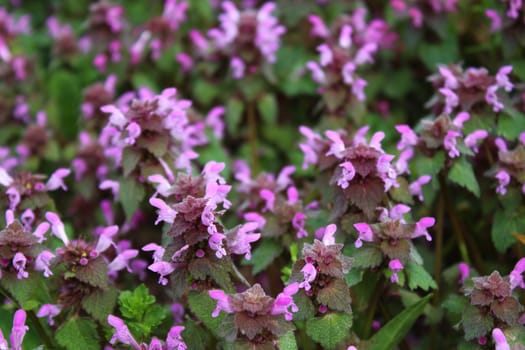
[409,175,432,202]
[292,212,307,239]
[444,130,461,158]
[209,289,233,317]
[108,249,139,274]
[495,170,511,195]
[299,262,317,291]
[34,250,55,277]
[9,310,28,350]
[413,217,435,241]
[308,15,329,38]
[458,262,470,285]
[354,223,374,248]
[464,130,488,154]
[322,224,337,245]
[227,222,261,259]
[148,261,175,286]
[45,212,69,244]
[99,179,120,199]
[36,304,62,326]
[150,197,177,225]
[271,283,299,321]
[496,65,513,92]
[166,325,187,350]
[486,85,504,112]
[510,257,525,290]
[389,259,404,283]
[485,9,502,32]
[230,57,245,79]
[13,252,28,279]
[492,328,510,350]
[260,189,275,212]
[337,162,356,189]
[108,315,140,349]
[395,124,418,151]
[45,168,70,191]
[439,87,459,114]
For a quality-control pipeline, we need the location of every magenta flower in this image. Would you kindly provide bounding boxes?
[464,130,488,154]
[150,197,177,225]
[36,304,62,326]
[413,217,435,241]
[34,250,55,277]
[485,9,502,32]
[492,328,510,350]
[510,258,525,290]
[148,261,175,285]
[299,262,317,291]
[495,170,511,195]
[409,175,432,202]
[271,283,299,321]
[45,211,69,244]
[354,222,374,248]
[108,315,140,349]
[458,262,470,285]
[209,289,233,317]
[389,259,404,283]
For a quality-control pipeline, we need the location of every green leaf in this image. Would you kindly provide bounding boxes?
[56,318,99,350]
[369,294,432,350]
[243,239,284,275]
[405,261,437,291]
[279,331,298,350]
[225,98,244,134]
[345,269,364,287]
[352,246,383,269]
[412,152,445,176]
[118,284,156,321]
[188,291,226,337]
[448,158,480,197]
[498,108,525,140]
[462,305,494,341]
[305,313,353,349]
[182,319,212,350]
[192,79,220,105]
[82,286,118,323]
[48,70,81,140]
[442,294,468,315]
[491,209,525,252]
[119,179,145,220]
[257,93,278,125]
[131,72,159,92]
[0,273,49,308]
[121,148,141,177]
[292,290,315,321]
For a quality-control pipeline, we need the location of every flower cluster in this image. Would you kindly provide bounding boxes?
[144,161,261,292]
[209,283,298,347]
[306,8,395,113]
[207,1,286,78]
[100,87,207,177]
[353,204,434,282]
[290,224,354,314]
[300,125,398,217]
[390,0,458,27]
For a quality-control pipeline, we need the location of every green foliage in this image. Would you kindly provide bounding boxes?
[56,318,100,350]
[257,93,278,125]
[491,208,525,252]
[242,238,284,275]
[0,274,50,310]
[461,305,494,341]
[448,158,480,197]
[405,261,438,291]
[118,284,168,339]
[305,313,353,349]
[188,291,226,337]
[278,331,298,350]
[82,286,119,323]
[369,294,432,350]
[119,178,146,220]
[48,70,81,140]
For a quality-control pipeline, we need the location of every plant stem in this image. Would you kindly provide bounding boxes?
[247,102,259,175]
[362,276,384,339]
[433,190,445,304]
[231,263,251,288]
[0,285,55,349]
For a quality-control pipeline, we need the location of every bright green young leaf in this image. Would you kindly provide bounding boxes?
[118,284,156,321]
[448,158,480,197]
[306,313,353,349]
[369,294,432,350]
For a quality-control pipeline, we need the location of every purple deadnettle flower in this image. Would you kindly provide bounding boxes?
[492,328,510,350]
[389,259,404,283]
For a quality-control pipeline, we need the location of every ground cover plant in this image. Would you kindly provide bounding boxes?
[0,0,525,349]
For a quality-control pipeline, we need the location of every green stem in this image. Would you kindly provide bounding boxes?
[231,263,251,288]
[362,276,384,339]
[247,102,259,175]
[433,190,445,304]
[0,285,55,349]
